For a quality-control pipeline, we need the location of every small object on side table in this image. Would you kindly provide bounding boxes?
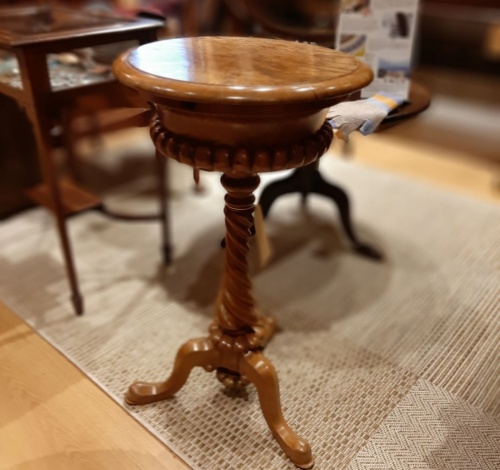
[328,91,406,141]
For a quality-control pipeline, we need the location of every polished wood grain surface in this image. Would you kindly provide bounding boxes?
[115,37,372,151]
[113,37,373,105]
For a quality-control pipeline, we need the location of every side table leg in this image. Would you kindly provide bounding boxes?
[19,50,83,315]
[241,352,314,469]
[259,169,303,217]
[32,117,84,314]
[258,162,382,261]
[155,150,173,264]
[310,170,383,260]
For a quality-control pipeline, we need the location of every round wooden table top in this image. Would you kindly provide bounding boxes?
[113,36,373,106]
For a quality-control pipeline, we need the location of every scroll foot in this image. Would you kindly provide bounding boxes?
[241,352,314,469]
[126,337,218,405]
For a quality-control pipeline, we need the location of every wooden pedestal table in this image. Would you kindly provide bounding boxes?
[113,37,373,468]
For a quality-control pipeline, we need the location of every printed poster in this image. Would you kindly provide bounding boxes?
[335,0,420,99]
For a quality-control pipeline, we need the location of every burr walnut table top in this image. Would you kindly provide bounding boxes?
[114,37,373,152]
[113,36,373,106]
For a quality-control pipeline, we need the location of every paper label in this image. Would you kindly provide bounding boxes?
[335,0,420,100]
[254,204,272,268]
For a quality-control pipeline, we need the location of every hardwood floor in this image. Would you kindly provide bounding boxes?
[343,131,499,204]
[0,302,190,470]
[1,84,499,469]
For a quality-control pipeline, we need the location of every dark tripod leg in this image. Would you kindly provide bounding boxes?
[259,169,306,217]
[310,170,383,260]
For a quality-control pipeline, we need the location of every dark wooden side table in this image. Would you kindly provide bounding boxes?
[257,81,431,261]
[0,5,163,314]
[113,37,372,468]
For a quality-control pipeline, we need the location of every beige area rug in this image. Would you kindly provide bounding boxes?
[1,156,499,470]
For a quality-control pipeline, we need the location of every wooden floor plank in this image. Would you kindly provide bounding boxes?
[0,301,190,470]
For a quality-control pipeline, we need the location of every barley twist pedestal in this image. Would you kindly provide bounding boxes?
[113,37,372,468]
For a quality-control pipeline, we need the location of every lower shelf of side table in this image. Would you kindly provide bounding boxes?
[25,178,102,216]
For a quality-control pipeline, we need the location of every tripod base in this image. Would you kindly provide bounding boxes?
[126,318,314,469]
[259,163,383,261]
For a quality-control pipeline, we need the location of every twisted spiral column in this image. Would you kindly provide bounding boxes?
[148,113,334,342]
[216,174,260,333]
